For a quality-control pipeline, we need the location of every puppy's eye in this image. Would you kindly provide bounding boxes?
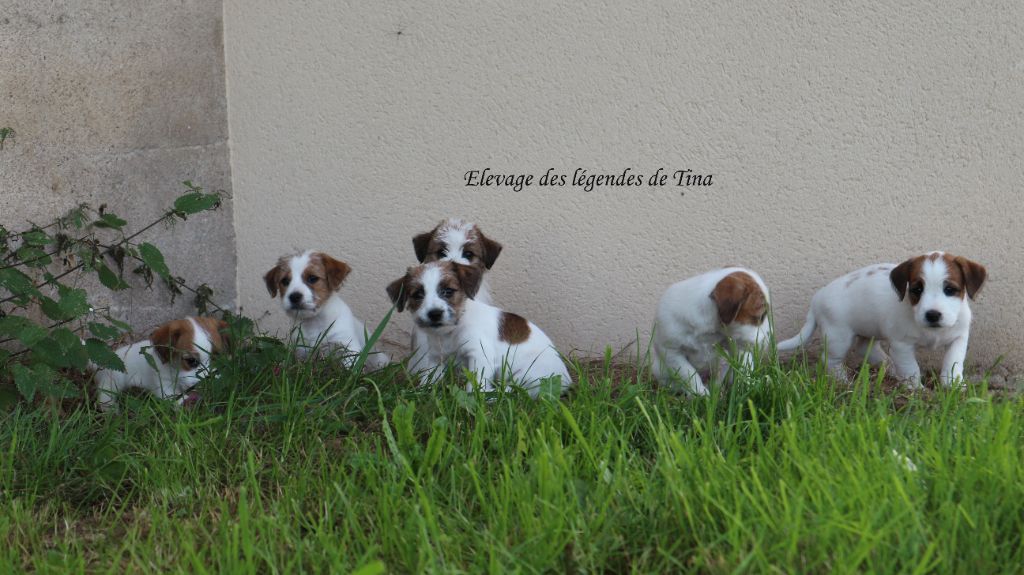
[436,249,447,259]
[307,275,319,284]
[184,357,199,369]
[944,285,959,297]
[412,288,425,300]
[462,250,475,261]
[910,285,924,296]
[280,277,289,286]
[440,287,456,299]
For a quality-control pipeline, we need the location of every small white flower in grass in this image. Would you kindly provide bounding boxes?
[891,449,918,472]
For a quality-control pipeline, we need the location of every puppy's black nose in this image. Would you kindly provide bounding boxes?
[288,292,303,305]
[925,310,942,324]
[427,309,443,322]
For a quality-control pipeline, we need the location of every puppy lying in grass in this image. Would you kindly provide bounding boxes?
[95,316,228,412]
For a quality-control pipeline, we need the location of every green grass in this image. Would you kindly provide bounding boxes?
[1,339,1022,573]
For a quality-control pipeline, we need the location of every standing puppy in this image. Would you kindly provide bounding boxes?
[387,261,571,398]
[777,252,986,388]
[410,218,503,378]
[652,268,771,395]
[96,316,227,411]
[264,250,390,369]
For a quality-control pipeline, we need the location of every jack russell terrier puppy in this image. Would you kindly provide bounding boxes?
[96,316,227,411]
[409,218,503,378]
[777,251,986,388]
[652,267,771,396]
[387,261,571,398]
[264,250,390,370]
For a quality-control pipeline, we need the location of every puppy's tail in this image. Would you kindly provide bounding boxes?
[776,309,816,352]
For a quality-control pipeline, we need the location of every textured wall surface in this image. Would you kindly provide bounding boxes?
[0,1,235,332]
[224,1,1023,374]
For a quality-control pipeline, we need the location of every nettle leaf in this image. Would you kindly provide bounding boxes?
[141,347,160,372]
[138,242,170,281]
[39,296,64,321]
[0,268,41,298]
[20,229,54,246]
[173,191,221,216]
[15,245,51,267]
[31,337,73,369]
[104,315,131,331]
[92,212,127,230]
[88,321,121,340]
[85,338,125,372]
[97,263,129,290]
[11,363,57,401]
[0,316,48,346]
[52,327,89,370]
[57,285,91,318]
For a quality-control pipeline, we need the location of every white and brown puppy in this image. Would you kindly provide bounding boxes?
[412,218,503,305]
[96,316,227,412]
[777,252,986,388]
[652,268,771,396]
[264,250,389,369]
[410,218,503,376]
[387,261,571,398]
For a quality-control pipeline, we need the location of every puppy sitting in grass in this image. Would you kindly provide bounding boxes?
[264,250,390,370]
[387,261,571,398]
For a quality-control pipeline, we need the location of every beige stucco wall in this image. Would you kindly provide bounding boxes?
[1,1,235,332]
[224,1,1023,374]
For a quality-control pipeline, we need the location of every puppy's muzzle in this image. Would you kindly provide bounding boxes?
[924,309,943,327]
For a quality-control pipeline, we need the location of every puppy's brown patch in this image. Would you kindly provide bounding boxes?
[890,253,987,304]
[193,316,229,353]
[499,312,531,344]
[413,219,503,269]
[305,252,352,305]
[263,258,289,298]
[710,272,767,326]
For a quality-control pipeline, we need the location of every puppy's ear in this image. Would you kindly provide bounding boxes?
[710,274,752,325]
[479,231,503,270]
[386,274,409,312]
[318,253,352,291]
[150,321,182,364]
[191,316,230,353]
[263,263,284,298]
[454,263,483,299]
[890,258,915,301]
[412,231,433,262]
[954,257,987,300]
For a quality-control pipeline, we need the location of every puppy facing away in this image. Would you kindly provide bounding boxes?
[410,218,503,375]
[387,261,571,398]
[412,218,503,305]
[96,316,227,412]
[264,250,390,370]
[777,252,986,388]
[652,268,771,396]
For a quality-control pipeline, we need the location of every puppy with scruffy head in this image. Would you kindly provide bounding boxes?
[96,316,228,412]
[652,267,772,396]
[387,261,571,398]
[412,218,503,305]
[777,251,986,388]
[264,250,389,369]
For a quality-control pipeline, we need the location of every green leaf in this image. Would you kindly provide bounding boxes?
[92,212,127,230]
[39,296,64,321]
[96,263,129,290]
[20,230,53,246]
[15,245,51,267]
[173,191,221,216]
[56,285,91,318]
[11,363,56,401]
[0,268,40,298]
[0,316,48,346]
[138,242,170,281]
[88,321,122,340]
[104,315,131,331]
[30,337,73,369]
[85,338,125,372]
